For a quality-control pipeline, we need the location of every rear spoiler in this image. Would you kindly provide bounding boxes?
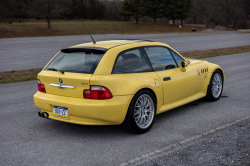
[61,47,108,54]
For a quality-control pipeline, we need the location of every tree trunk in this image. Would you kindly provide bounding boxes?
[181,19,183,25]
[46,15,51,29]
[173,19,175,25]
[154,11,156,24]
[135,17,139,24]
[226,16,229,31]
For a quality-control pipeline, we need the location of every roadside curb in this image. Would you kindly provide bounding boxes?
[120,115,250,166]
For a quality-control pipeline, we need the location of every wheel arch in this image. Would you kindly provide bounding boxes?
[207,63,225,85]
[206,67,224,101]
[121,87,158,133]
[215,68,225,84]
[124,87,158,121]
[211,67,225,84]
[136,88,157,105]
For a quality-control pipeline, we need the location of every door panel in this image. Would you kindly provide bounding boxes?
[156,66,198,104]
[143,45,199,105]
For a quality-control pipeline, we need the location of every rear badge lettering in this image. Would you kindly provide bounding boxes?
[81,82,88,85]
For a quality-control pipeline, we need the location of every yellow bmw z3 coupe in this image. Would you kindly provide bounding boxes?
[33,40,224,133]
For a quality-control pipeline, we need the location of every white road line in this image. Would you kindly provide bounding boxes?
[232,65,250,69]
[120,115,250,166]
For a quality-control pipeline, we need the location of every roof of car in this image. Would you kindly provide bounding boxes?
[68,40,156,50]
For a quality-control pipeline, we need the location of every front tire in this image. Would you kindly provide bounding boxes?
[206,70,223,101]
[122,90,156,134]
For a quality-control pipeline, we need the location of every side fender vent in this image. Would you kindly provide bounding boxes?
[199,68,208,74]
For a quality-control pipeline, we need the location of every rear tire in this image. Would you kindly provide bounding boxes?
[122,90,156,134]
[206,70,223,101]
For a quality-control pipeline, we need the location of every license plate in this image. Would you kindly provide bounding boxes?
[53,106,68,119]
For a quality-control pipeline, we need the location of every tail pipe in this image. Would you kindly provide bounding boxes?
[38,111,49,119]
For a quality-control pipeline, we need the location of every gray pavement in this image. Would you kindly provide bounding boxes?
[137,118,250,166]
[0,52,250,165]
[0,31,250,72]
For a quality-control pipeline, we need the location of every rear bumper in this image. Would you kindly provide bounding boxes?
[33,91,133,125]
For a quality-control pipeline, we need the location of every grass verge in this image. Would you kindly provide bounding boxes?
[0,45,250,84]
[0,68,42,84]
[182,45,250,59]
[0,21,205,38]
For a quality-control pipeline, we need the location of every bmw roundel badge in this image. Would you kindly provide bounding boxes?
[59,78,63,83]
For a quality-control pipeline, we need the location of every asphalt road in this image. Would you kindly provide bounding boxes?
[0,31,250,72]
[0,52,249,166]
[137,118,250,166]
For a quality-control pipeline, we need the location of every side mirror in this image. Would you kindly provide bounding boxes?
[180,61,188,71]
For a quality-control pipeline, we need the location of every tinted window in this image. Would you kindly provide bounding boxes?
[112,48,151,74]
[45,51,103,74]
[144,46,177,71]
[169,49,184,67]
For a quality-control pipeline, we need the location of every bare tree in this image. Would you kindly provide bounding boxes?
[0,0,10,19]
[216,0,238,30]
[190,0,202,24]
[31,0,59,29]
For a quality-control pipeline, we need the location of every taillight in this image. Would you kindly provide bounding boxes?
[83,86,112,99]
[38,80,46,93]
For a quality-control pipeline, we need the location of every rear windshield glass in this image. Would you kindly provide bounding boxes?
[45,51,104,74]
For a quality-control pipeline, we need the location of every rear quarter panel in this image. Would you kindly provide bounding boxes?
[90,73,164,109]
[92,42,173,110]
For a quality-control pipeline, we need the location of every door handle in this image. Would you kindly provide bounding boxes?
[163,77,171,81]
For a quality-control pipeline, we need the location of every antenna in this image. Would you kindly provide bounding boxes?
[80,19,96,44]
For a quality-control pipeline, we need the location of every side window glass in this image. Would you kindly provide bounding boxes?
[112,48,150,74]
[144,46,177,71]
[169,49,184,67]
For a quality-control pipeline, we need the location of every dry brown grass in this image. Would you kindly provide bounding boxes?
[0,68,42,84]
[0,21,205,38]
[182,45,250,59]
[1,45,249,84]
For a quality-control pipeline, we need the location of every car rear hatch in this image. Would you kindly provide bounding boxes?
[38,48,106,98]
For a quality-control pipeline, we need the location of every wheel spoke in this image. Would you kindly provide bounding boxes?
[143,97,147,106]
[144,98,148,107]
[135,115,141,123]
[138,98,143,106]
[139,116,144,125]
[142,117,145,127]
[135,110,140,115]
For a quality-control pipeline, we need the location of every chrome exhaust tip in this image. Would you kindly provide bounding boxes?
[43,112,49,119]
[38,111,49,119]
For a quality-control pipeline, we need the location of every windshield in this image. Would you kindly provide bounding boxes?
[45,51,104,74]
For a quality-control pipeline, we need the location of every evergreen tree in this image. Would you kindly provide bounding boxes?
[143,0,165,24]
[119,0,144,24]
[179,0,192,25]
[164,0,191,25]
[98,2,109,20]
[164,0,181,25]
